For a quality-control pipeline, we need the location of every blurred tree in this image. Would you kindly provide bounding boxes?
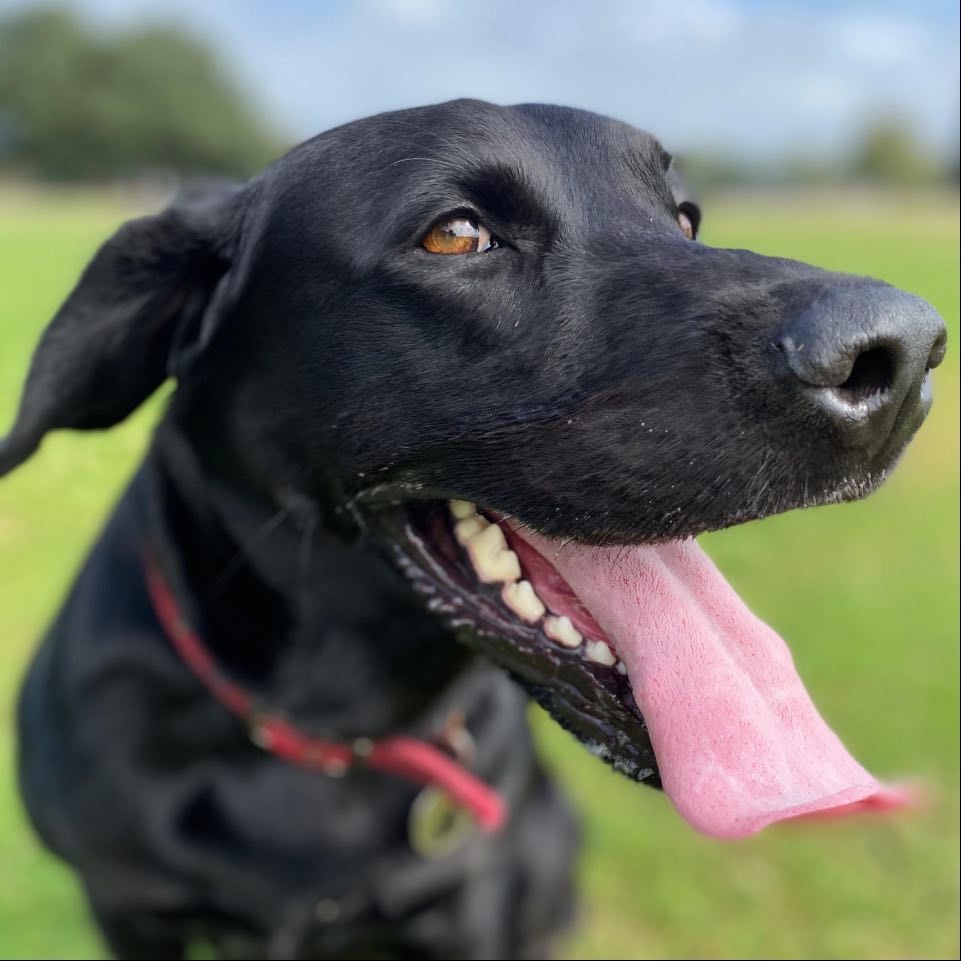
[0,7,281,180]
[944,110,959,185]
[672,152,754,190]
[849,118,938,185]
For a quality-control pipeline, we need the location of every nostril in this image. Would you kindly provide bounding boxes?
[778,285,944,449]
[833,346,894,406]
[927,329,947,371]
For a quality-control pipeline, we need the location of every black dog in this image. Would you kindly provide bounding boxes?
[1,100,946,959]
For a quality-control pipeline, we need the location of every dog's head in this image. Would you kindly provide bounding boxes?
[1,100,946,838]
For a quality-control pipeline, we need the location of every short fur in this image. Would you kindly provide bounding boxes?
[1,100,945,959]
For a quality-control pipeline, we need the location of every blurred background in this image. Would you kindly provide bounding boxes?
[0,1,957,958]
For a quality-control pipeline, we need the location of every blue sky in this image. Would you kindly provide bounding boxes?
[2,0,958,159]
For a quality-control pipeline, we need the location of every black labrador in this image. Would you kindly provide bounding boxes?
[0,100,946,960]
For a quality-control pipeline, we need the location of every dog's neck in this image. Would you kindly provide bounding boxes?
[148,421,473,738]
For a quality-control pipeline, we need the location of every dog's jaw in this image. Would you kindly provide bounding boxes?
[373,496,912,839]
[369,500,661,783]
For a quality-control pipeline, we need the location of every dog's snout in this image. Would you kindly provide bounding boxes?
[775,284,947,452]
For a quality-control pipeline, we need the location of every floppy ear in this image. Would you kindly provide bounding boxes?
[0,181,246,477]
[667,163,702,237]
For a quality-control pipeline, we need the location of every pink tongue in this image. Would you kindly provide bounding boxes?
[516,531,909,839]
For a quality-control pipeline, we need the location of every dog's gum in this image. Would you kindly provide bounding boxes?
[465,524,521,583]
[501,580,546,624]
[544,615,583,648]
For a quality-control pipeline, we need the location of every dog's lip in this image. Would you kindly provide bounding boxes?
[347,474,881,548]
[368,499,661,786]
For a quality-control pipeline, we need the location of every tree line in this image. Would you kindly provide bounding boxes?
[1,7,955,186]
[0,7,279,180]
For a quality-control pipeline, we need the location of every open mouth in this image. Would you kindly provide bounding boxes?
[373,499,910,840]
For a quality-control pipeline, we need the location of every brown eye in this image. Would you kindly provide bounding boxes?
[422,217,496,254]
[678,210,695,240]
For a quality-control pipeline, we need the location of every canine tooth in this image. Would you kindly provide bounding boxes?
[585,640,616,666]
[454,515,489,545]
[616,660,628,675]
[501,580,546,623]
[449,500,477,520]
[465,524,521,583]
[544,615,582,648]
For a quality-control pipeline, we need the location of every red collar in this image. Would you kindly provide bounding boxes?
[144,558,506,834]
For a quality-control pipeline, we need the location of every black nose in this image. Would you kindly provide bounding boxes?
[776,283,947,453]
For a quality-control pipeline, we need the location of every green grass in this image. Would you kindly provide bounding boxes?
[0,186,958,960]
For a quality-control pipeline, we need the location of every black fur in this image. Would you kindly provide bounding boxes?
[1,100,945,959]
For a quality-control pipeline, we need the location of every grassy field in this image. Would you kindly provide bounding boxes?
[0,186,958,960]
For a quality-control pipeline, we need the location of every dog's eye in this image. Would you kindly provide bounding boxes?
[678,210,695,241]
[422,218,498,255]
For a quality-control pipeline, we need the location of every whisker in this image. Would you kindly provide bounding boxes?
[297,509,318,627]
[389,156,463,172]
[210,507,290,602]
[379,118,466,155]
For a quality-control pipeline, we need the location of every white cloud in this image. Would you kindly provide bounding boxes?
[380,0,452,29]
[833,13,925,65]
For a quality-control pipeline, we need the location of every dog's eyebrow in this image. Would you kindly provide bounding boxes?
[457,162,556,233]
[621,140,678,203]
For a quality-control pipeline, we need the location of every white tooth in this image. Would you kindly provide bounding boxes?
[454,515,489,545]
[544,615,582,648]
[501,580,546,624]
[449,500,477,520]
[585,640,616,666]
[616,660,628,675]
[465,523,521,583]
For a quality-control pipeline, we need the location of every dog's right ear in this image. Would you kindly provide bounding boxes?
[0,181,248,477]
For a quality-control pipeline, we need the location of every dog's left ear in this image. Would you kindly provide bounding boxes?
[0,181,248,477]
[668,164,702,238]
